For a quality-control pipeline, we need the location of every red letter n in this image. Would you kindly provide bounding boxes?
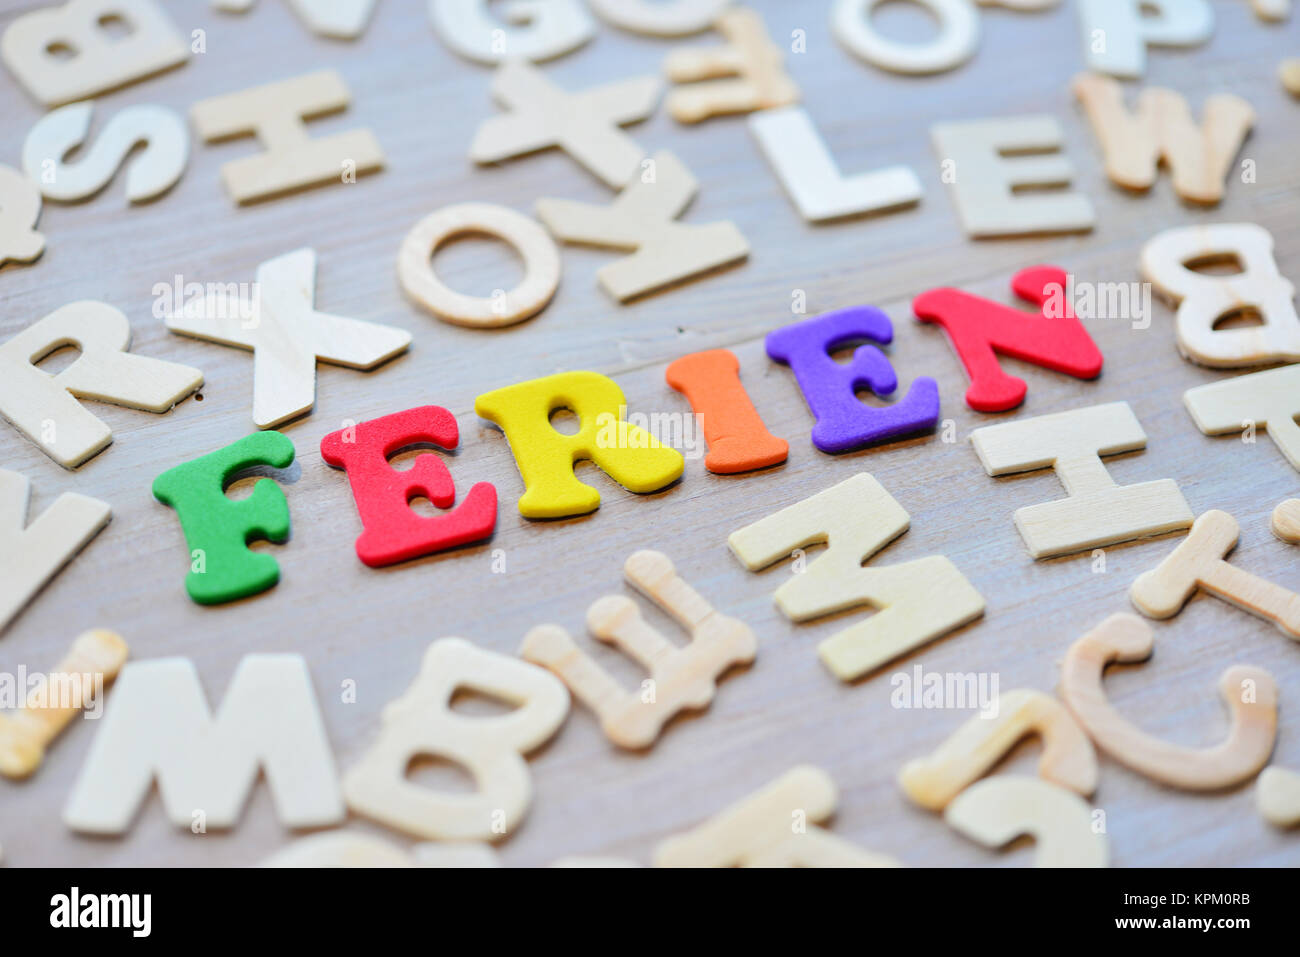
[912,265,1103,412]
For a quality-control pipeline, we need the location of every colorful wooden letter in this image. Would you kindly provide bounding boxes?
[766,307,940,453]
[152,431,294,605]
[914,265,1103,412]
[63,654,343,833]
[0,470,110,634]
[0,301,202,468]
[475,371,684,519]
[1130,510,1300,638]
[664,349,787,473]
[1140,223,1300,368]
[970,401,1193,558]
[522,550,756,749]
[535,150,749,301]
[653,766,898,867]
[320,406,497,567]
[343,638,569,842]
[728,473,985,681]
[190,70,384,204]
[165,248,410,429]
[1072,73,1253,205]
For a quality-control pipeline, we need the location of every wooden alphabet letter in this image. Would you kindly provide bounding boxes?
[728,473,985,681]
[1060,613,1277,790]
[522,550,756,749]
[2,0,187,106]
[1141,223,1300,368]
[0,471,110,634]
[63,654,343,833]
[654,766,898,867]
[343,638,569,841]
[969,401,1192,558]
[535,150,749,302]
[190,70,384,204]
[0,301,202,468]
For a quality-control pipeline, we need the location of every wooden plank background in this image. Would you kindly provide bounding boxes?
[1,0,1298,867]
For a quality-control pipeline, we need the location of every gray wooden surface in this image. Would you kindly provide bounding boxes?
[1,0,1298,867]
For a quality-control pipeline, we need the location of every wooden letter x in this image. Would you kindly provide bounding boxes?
[521,550,756,749]
[1130,509,1300,638]
[536,150,749,301]
[728,473,985,681]
[970,401,1193,558]
[470,59,661,189]
[165,248,410,429]
[0,470,109,634]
